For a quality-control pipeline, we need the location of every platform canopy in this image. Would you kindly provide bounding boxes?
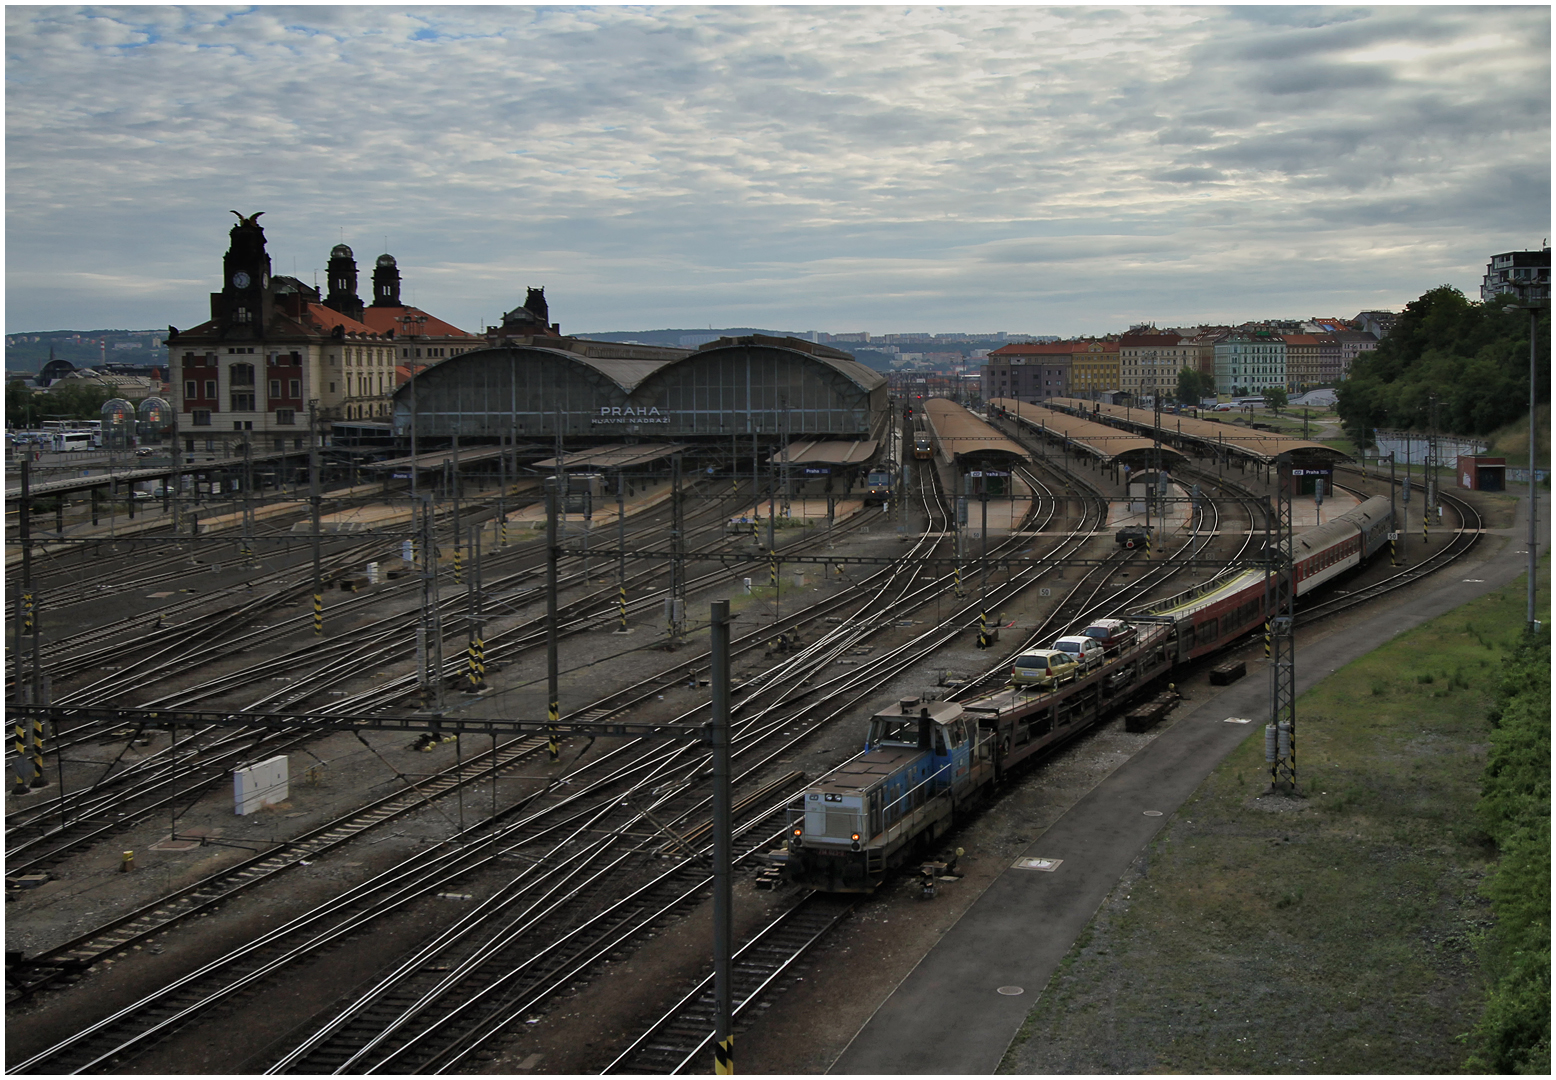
[988,399,1187,470]
[923,398,1031,469]
[1045,398,1351,467]
[531,443,692,470]
[767,439,879,466]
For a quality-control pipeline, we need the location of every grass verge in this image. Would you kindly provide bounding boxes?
[999,563,1549,1074]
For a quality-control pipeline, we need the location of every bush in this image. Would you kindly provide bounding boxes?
[1466,631,1551,1073]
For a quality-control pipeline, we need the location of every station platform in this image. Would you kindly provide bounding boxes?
[727,497,866,529]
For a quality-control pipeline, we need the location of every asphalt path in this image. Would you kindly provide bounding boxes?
[832,499,1542,1075]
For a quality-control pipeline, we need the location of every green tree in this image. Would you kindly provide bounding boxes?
[1262,386,1288,412]
[39,380,120,421]
[1336,285,1548,444]
[6,379,42,428]
[1175,367,1210,406]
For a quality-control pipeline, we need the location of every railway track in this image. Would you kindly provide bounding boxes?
[8,455,1344,1072]
[602,893,855,1074]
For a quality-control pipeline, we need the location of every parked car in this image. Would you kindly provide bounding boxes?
[1051,635,1106,671]
[1080,618,1136,654]
[1009,649,1080,688]
[135,447,153,457]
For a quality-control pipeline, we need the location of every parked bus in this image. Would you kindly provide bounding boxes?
[51,431,95,452]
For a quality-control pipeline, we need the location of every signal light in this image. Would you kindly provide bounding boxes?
[792,826,802,836]
[850,833,860,842]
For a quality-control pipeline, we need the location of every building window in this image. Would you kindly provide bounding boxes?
[269,379,282,399]
[192,409,211,426]
[204,380,217,399]
[295,437,304,450]
[275,409,295,426]
[185,380,198,399]
[289,379,300,397]
[233,421,244,431]
[231,392,255,411]
[329,382,336,393]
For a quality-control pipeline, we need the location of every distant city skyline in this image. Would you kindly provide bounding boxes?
[6,6,1549,337]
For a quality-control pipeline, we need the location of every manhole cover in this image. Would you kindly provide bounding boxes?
[1013,857,1062,872]
[997,986,1024,996]
[1143,810,1163,817]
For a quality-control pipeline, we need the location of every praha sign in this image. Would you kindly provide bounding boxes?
[592,406,671,425]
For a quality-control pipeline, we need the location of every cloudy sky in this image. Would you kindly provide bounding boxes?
[5,4,1550,337]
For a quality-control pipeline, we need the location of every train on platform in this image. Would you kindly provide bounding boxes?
[783,494,1395,892]
[863,469,895,505]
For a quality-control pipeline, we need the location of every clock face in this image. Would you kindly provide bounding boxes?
[232,271,251,288]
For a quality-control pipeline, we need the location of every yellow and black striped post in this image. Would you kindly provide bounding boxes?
[714,1035,733,1075]
[313,592,323,636]
[1423,506,1429,547]
[21,592,33,634]
[476,634,486,686]
[548,700,560,761]
[466,635,481,689]
[769,552,777,589]
[954,565,963,597]
[30,713,46,787]
[12,717,30,795]
[977,609,992,648]
[618,584,628,632]
[751,518,758,546]
[453,547,463,586]
[1145,531,1153,557]
[1390,533,1397,566]
[500,516,508,547]
[1264,619,1271,659]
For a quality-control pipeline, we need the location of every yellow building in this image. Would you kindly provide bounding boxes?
[1069,339,1120,398]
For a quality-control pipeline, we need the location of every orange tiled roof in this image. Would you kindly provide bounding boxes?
[303,303,386,337]
[360,305,478,339]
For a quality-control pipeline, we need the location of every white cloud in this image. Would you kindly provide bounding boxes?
[5,5,1549,336]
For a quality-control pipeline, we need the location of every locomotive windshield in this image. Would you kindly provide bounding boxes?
[866,471,892,488]
[868,717,920,746]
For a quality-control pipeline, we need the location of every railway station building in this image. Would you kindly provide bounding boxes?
[390,333,889,478]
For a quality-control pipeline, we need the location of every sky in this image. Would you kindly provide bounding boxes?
[5,4,1551,338]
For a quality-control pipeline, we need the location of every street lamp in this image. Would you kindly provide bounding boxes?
[1504,299,1547,633]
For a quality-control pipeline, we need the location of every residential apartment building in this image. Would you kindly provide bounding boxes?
[1331,329,1379,378]
[982,341,1073,402]
[1480,247,1551,303]
[1282,333,1322,392]
[1212,331,1286,395]
[1118,332,1196,400]
[1069,339,1120,398]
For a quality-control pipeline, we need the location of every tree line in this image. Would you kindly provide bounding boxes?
[1337,286,1548,447]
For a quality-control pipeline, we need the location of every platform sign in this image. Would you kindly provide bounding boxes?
[802,466,831,476]
[982,470,1010,477]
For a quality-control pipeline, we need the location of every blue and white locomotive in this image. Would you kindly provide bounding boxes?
[786,698,992,892]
